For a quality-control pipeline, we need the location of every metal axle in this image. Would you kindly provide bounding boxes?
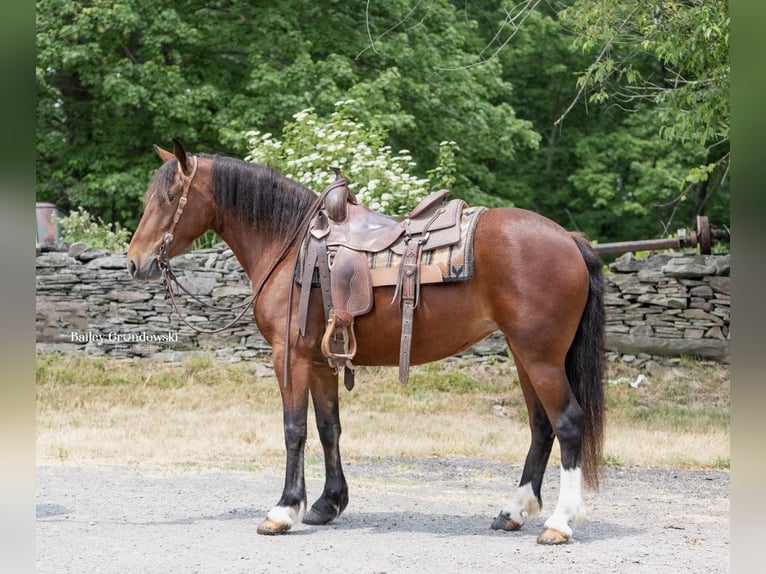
[592,216,728,256]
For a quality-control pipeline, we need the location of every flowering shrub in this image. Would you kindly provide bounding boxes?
[55,207,131,252]
[245,100,458,216]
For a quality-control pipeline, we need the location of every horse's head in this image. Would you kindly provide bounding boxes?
[127,140,215,280]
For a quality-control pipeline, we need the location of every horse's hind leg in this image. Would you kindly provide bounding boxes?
[303,364,349,525]
[492,350,587,544]
[525,360,587,545]
[492,359,554,532]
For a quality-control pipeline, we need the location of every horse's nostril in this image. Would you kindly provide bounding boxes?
[128,259,138,277]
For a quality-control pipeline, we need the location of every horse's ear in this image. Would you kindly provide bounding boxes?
[154,145,175,163]
[172,138,189,174]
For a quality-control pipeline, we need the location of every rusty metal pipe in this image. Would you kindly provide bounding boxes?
[591,216,729,256]
[593,237,689,255]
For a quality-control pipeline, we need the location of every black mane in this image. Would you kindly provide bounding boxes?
[206,155,317,240]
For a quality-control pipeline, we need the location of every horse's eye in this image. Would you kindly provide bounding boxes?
[165,176,185,204]
[164,182,181,204]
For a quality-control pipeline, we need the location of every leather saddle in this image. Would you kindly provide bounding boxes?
[296,170,466,389]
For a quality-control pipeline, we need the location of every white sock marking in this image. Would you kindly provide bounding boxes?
[502,482,541,525]
[266,501,306,528]
[543,466,586,537]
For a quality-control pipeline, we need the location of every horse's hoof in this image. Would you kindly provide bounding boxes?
[491,514,523,531]
[302,507,334,526]
[256,518,291,535]
[303,492,347,525]
[536,527,570,545]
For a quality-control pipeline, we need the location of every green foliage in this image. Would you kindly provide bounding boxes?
[36,0,539,229]
[246,102,457,215]
[35,0,729,246]
[559,0,729,168]
[427,139,460,192]
[36,0,253,228]
[191,231,223,251]
[567,107,709,238]
[602,453,624,467]
[470,2,729,240]
[55,207,131,252]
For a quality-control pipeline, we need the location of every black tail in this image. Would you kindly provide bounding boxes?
[566,234,606,489]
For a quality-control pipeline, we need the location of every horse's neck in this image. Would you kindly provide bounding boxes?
[211,165,314,288]
[217,213,295,286]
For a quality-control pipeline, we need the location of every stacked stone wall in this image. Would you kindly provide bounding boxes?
[36,244,730,362]
[603,252,730,360]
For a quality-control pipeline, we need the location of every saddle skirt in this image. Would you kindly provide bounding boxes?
[367,205,486,285]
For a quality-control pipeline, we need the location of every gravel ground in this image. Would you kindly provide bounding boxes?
[37,457,729,573]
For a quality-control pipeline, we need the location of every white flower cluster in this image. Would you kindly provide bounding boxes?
[245,101,431,215]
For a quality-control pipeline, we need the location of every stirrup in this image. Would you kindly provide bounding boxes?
[320,311,358,364]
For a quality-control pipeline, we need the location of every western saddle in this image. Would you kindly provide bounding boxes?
[296,169,470,389]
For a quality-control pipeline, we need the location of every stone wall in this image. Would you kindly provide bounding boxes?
[603,252,730,360]
[36,244,730,362]
[35,243,267,362]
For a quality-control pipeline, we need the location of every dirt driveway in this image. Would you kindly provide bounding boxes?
[36,457,729,573]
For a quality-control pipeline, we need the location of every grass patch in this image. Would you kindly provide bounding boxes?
[605,359,729,432]
[36,353,729,470]
[408,363,483,393]
[602,452,624,467]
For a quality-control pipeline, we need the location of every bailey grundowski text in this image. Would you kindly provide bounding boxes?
[70,330,180,346]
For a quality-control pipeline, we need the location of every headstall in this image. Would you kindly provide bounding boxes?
[157,155,254,334]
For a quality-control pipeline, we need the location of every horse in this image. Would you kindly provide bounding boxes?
[127,140,606,545]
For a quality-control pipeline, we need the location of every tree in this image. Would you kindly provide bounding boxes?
[442,0,729,240]
[36,0,248,227]
[246,101,459,215]
[36,0,540,228]
[558,0,730,229]
[219,0,541,206]
[36,0,728,243]
[559,0,729,144]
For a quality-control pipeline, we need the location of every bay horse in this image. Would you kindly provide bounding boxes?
[127,140,605,545]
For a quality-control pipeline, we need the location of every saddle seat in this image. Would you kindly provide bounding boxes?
[296,171,469,389]
[323,188,453,253]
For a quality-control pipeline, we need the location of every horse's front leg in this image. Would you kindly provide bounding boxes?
[256,351,310,535]
[303,362,348,525]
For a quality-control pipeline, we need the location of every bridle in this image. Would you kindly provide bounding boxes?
[155,155,342,351]
[158,154,198,272]
[157,155,255,334]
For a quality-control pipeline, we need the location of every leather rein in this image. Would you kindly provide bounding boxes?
[156,155,341,346]
[156,155,253,334]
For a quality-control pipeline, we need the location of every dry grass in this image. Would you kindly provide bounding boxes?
[36,353,729,472]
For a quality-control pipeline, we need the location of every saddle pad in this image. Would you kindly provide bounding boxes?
[367,206,486,282]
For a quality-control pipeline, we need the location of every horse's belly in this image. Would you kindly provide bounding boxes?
[349,283,498,366]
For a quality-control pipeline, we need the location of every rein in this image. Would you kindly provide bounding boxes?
[157,155,256,335]
[156,155,343,371]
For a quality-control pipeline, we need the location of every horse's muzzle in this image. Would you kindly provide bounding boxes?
[127,255,161,281]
